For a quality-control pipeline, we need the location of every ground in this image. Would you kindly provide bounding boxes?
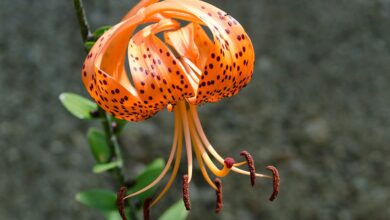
[1,0,390,219]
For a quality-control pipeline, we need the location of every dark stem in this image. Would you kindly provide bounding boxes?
[72,1,138,219]
[72,0,93,42]
[100,108,125,184]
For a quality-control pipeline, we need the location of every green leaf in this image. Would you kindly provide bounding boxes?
[128,158,165,200]
[93,26,111,39]
[93,161,121,174]
[103,209,131,220]
[88,128,110,163]
[75,189,117,211]
[159,200,188,220]
[84,41,95,51]
[59,93,97,120]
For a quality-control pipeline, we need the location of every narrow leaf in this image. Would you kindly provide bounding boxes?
[75,189,117,211]
[103,209,131,220]
[93,26,111,39]
[59,93,97,119]
[159,200,189,220]
[128,158,165,200]
[88,128,110,163]
[93,161,121,174]
[85,41,95,51]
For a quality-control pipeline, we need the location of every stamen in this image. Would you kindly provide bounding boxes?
[150,130,183,207]
[180,102,193,182]
[193,137,218,190]
[240,151,256,186]
[188,111,233,177]
[189,105,271,179]
[124,110,182,199]
[143,198,152,220]
[182,175,191,210]
[116,186,127,220]
[266,165,280,201]
[214,178,223,213]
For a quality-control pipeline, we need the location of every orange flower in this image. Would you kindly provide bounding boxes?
[82,0,279,216]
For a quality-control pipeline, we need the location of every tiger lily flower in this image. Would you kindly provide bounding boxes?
[81,0,279,217]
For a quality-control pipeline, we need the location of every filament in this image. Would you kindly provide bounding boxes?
[188,105,271,179]
[192,137,218,190]
[180,102,193,182]
[149,118,183,207]
[124,109,181,199]
[188,113,232,177]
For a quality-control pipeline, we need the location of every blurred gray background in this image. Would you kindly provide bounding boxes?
[1,0,390,219]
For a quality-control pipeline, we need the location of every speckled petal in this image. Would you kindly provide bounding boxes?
[128,19,195,111]
[161,0,255,104]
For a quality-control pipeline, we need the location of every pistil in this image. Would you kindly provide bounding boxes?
[188,104,272,179]
[119,101,279,218]
[188,115,234,177]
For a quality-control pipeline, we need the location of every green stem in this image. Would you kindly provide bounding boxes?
[72,1,138,219]
[100,108,125,184]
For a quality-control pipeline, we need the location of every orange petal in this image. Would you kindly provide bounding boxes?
[164,23,199,64]
[82,9,158,121]
[128,19,195,110]
[122,0,160,21]
[191,23,213,69]
[155,0,255,104]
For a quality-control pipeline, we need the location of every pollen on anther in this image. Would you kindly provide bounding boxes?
[240,151,256,186]
[266,165,280,201]
[214,178,223,213]
[116,186,127,220]
[183,175,191,210]
[143,198,152,220]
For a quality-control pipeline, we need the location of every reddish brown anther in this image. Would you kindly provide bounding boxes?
[266,165,280,201]
[182,175,191,210]
[224,157,235,168]
[214,178,223,213]
[240,151,256,186]
[143,198,152,220]
[116,186,127,220]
